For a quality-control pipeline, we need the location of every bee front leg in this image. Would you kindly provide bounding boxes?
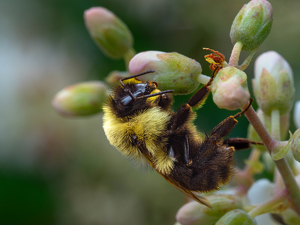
[171,67,220,131]
[187,66,220,109]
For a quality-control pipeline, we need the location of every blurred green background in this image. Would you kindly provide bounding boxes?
[1,0,300,224]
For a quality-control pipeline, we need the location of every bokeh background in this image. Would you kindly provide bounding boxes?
[1,0,300,224]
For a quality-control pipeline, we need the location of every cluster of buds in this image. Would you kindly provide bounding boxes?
[51,0,300,224]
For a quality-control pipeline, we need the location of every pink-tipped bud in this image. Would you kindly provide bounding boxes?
[84,7,133,59]
[52,81,108,117]
[129,51,202,95]
[211,67,250,110]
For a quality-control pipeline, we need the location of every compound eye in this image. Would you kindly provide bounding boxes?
[153,82,158,88]
[121,95,134,106]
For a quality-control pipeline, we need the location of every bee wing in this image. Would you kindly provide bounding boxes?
[137,144,212,208]
[160,173,212,208]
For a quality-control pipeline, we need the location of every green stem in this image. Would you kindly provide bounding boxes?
[197,74,211,85]
[271,109,281,140]
[236,48,258,71]
[228,41,243,67]
[244,106,300,216]
[123,48,136,71]
[248,189,288,218]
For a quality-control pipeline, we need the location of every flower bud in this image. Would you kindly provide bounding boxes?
[105,70,130,86]
[294,101,300,128]
[291,129,300,162]
[230,0,273,51]
[253,51,295,116]
[215,209,256,225]
[176,195,243,225]
[211,66,250,110]
[84,7,133,59]
[129,51,202,95]
[281,208,300,225]
[52,81,108,117]
[248,179,275,205]
[248,180,276,224]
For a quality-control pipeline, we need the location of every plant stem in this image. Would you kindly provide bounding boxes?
[244,106,300,216]
[197,74,211,84]
[236,48,258,71]
[248,189,288,218]
[229,41,243,67]
[271,109,281,140]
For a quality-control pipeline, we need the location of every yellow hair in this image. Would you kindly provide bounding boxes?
[103,105,175,174]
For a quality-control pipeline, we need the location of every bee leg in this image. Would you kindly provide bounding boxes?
[223,138,264,151]
[170,67,220,131]
[187,66,220,109]
[157,93,173,110]
[210,99,253,139]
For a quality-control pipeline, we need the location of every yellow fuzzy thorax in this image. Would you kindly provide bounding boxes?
[103,105,175,175]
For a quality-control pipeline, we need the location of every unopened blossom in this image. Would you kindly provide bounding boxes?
[52,81,108,117]
[215,209,256,225]
[84,7,133,59]
[248,179,281,225]
[211,66,250,110]
[129,51,202,95]
[230,0,273,51]
[253,51,295,116]
[176,195,242,225]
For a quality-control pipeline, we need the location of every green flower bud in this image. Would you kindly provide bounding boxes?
[291,129,300,162]
[253,51,295,116]
[176,195,243,225]
[129,51,202,95]
[52,81,108,117]
[230,0,273,51]
[211,67,250,110]
[215,209,256,225]
[281,208,300,225]
[84,7,133,59]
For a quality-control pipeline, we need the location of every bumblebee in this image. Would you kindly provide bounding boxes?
[103,68,259,207]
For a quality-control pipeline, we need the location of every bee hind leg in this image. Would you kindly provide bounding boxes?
[210,99,253,139]
[223,138,264,151]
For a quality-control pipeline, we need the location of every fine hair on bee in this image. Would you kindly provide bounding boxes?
[103,67,262,208]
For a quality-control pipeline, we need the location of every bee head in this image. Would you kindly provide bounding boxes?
[120,81,157,106]
[109,80,159,117]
